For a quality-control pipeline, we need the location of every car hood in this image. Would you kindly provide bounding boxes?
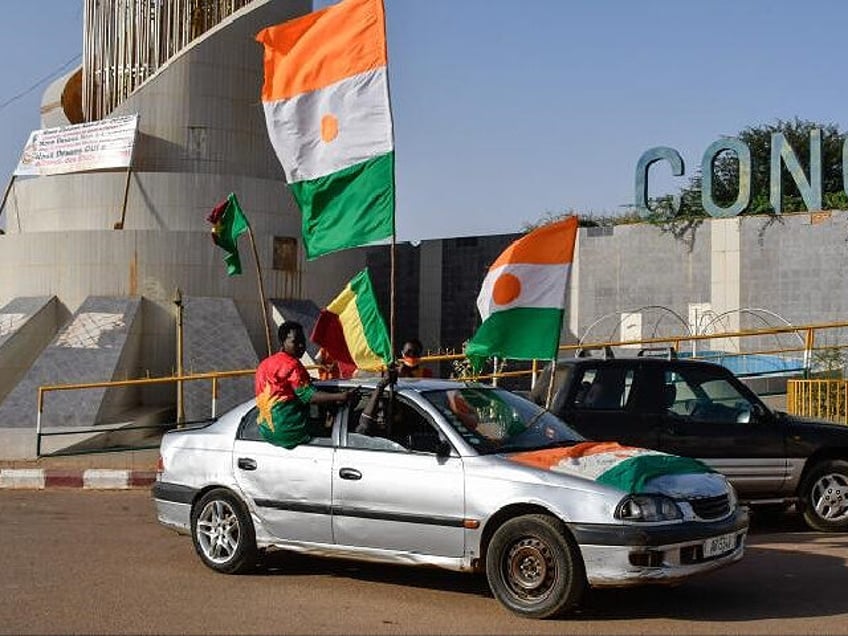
[507,441,721,496]
[778,411,848,436]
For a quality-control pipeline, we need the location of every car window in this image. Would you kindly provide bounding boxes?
[237,404,334,446]
[238,407,265,441]
[425,387,583,455]
[575,366,634,410]
[346,395,444,454]
[664,368,756,424]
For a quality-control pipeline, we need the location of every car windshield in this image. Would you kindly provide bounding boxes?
[424,387,584,455]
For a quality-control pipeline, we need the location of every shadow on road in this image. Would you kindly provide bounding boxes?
[258,550,492,598]
[253,508,848,622]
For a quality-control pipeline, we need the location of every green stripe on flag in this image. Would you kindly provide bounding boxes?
[290,152,395,260]
[596,455,713,493]
[349,269,393,365]
[465,306,563,362]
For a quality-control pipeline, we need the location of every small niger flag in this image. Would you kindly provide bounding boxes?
[311,268,392,373]
[466,216,578,365]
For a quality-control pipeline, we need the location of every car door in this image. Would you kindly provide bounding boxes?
[332,395,466,557]
[656,364,788,498]
[560,362,660,449]
[232,404,336,544]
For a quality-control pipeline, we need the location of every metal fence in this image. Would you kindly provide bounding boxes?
[36,319,848,456]
[786,379,848,425]
[82,0,254,121]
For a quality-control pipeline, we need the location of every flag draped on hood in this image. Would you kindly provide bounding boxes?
[509,441,713,494]
[311,268,392,373]
[256,0,395,260]
[207,193,250,276]
[466,216,578,364]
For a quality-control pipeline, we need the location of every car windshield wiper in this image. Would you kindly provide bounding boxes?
[523,408,550,432]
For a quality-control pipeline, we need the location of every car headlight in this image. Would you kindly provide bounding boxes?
[615,494,683,522]
[726,482,739,510]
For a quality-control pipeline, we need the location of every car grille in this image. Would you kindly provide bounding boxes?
[687,494,730,520]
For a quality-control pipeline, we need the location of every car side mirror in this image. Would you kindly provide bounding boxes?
[750,403,767,423]
[436,438,453,458]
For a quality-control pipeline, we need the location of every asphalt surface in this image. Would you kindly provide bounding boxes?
[1,490,846,635]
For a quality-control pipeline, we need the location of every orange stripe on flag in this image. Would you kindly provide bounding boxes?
[257,0,387,101]
[490,216,578,269]
[509,441,639,470]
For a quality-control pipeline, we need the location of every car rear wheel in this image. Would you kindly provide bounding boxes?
[801,460,848,532]
[191,488,258,574]
[485,514,585,619]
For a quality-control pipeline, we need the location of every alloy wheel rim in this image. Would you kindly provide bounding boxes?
[811,472,848,522]
[197,499,240,563]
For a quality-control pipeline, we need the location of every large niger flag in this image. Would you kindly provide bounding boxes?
[256,0,394,260]
[466,216,578,363]
[310,268,392,372]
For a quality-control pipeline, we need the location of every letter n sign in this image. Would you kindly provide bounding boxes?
[771,130,821,213]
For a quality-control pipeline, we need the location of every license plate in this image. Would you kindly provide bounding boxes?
[703,532,736,558]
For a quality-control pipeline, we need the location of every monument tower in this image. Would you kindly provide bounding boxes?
[0,0,367,456]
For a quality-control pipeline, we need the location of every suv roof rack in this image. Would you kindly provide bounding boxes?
[637,346,677,359]
[575,345,615,359]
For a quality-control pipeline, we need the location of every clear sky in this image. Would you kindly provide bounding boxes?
[1,0,846,241]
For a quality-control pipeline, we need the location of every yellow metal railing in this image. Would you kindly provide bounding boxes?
[433,319,848,383]
[36,368,255,457]
[36,319,848,455]
[786,379,848,425]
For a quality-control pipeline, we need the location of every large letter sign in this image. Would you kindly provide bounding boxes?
[637,129,829,217]
[701,138,751,218]
[770,130,821,214]
[635,147,684,216]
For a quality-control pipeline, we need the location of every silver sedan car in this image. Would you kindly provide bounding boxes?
[153,378,748,619]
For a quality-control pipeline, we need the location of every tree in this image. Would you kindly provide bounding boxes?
[678,118,848,217]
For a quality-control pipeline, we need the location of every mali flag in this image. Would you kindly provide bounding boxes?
[256,0,395,259]
[311,268,392,373]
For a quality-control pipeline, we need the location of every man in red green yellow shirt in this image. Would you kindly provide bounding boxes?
[255,321,355,449]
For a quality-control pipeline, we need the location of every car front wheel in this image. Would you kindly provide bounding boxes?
[485,514,585,619]
[191,488,258,574]
[801,460,848,532]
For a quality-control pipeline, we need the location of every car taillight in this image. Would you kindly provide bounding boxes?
[156,455,165,476]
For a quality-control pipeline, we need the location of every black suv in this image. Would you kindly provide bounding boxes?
[530,349,848,531]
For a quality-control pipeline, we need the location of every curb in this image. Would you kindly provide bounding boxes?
[0,468,156,489]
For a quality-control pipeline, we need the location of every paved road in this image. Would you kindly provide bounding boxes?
[2,490,847,635]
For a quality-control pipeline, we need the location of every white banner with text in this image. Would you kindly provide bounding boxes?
[14,114,139,177]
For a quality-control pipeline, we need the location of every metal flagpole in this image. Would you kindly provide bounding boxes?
[246,225,273,357]
[381,0,397,424]
[545,215,578,408]
[544,358,557,409]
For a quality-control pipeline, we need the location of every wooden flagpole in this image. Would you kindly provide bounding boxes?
[246,225,273,357]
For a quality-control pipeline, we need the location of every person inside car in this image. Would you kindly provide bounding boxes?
[398,338,434,378]
[254,321,356,449]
